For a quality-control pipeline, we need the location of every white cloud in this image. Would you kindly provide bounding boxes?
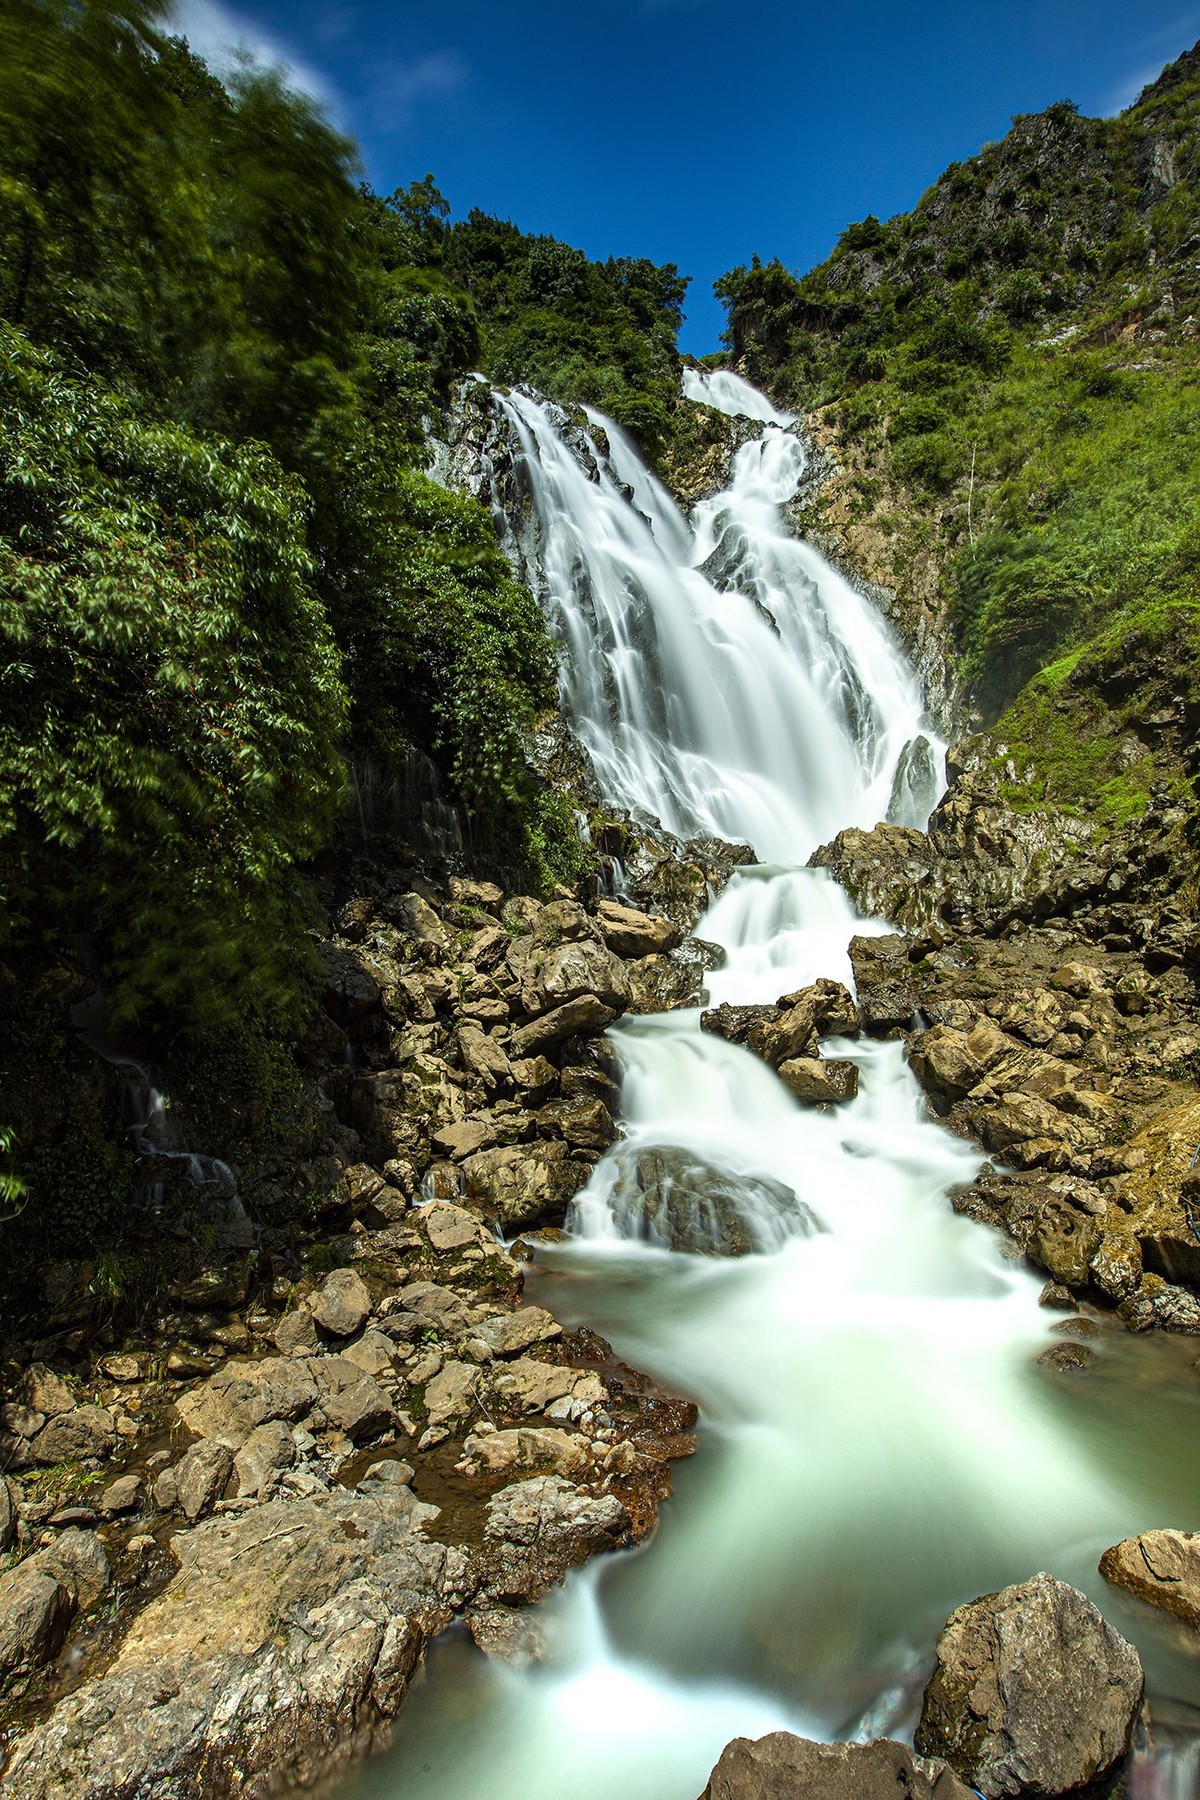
[364,50,470,138]
[170,0,336,102]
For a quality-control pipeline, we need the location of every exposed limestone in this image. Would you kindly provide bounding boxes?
[914,1571,1143,1798]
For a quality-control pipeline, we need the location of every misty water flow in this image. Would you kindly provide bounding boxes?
[351,372,1200,1800]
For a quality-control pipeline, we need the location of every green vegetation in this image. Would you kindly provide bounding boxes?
[2,1,678,1054]
[714,44,1200,826]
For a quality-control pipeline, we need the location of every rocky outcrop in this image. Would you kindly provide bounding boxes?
[914,1571,1143,1798]
[1100,1528,1200,1632]
[700,1732,971,1799]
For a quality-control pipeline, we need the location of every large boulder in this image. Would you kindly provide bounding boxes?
[700,1732,971,1799]
[777,1057,859,1106]
[510,997,617,1058]
[914,1571,1143,1798]
[605,1143,820,1256]
[0,1529,111,1685]
[595,898,681,958]
[477,1476,627,1605]
[849,933,916,1035]
[461,1141,590,1227]
[1100,1529,1200,1631]
[2,1489,457,1800]
[523,938,630,1017]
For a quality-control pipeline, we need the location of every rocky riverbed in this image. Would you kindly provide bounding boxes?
[0,844,729,1794]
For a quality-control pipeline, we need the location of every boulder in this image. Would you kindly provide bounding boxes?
[524,938,630,1017]
[1100,1529,1200,1632]
[510,997,617,1058]
[461,1142,589,1227]
[457,1024,512,1091]
[700,1733,971,1799]
[914,1571,1143,1798]
[28,1403,117,1465]
[99,1475,142,1516]
[0,1528,112,1682]
[595,899,681,958]
[489,1357,581,1415]
[849,933,916,1035]
[311,1268,372,1338]
[536,1094,617,1152]
[699,1002,776,1045]
[232,1420,296,1500]
[321,1374,395,1442]
[176,1359,319,1449]
[745,999,818,1069]
[23,1363,75,1416]
[273,1307,320,1356]
[605,1143,820,1256]
[478,1476,628,1604]
[424,1361,480,1428]
[0,1473,16,1549]
[316,944,381,1027]
[2,1488,454,1800]
[422,1201,485,1252]
[477,1306,562,1358]
[167,1439,235,1521]
[777,1057,859,1106]
[908,1025,987,1106]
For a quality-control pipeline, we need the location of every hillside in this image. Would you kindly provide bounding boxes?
[712,43,1200,856]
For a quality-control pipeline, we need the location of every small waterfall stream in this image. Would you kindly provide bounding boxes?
[349,372,1200,1799]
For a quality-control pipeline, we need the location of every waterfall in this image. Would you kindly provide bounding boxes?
[349,376,1200,1800]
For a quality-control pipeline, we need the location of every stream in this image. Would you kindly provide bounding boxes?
[347,372,1200,1798]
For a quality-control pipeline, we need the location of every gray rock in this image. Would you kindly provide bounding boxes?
[273,1306,320,1355]
[311,1268,372,1337]
[319,1373,394,1442]
[509,996,617,1058]
[171,1439,234,1521]
[2,1488,456,1799]
[777,1056,860,1105]
[701,1732,971,1798]
[849,933,916,1035]
[479,1475,628,1604]
[176,1357,319,1447]
[606,1143,820,1256]
[28,1403,116,1465]
[477,1306,562,1358]
[915,1570,1143,1798]
[461,1141,589,1227]
[232,1419,296,1499]
[99,1474,142,1516]
[1101,1528,1200,1632]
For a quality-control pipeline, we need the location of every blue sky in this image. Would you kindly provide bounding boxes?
[174,0,1200,352]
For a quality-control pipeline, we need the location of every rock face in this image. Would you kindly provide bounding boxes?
[3,1489,452,1799]
[700,1732,972,1799]
[605,1143,821,1256]
[914,1571,1143,1798]
[1100,1528,1200,1631]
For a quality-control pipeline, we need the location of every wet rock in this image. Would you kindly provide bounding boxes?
[478,1476,628,1604]
[385,891,448,948]
[510,1055,558,1104]
[701,1732,971,1799]
[1137,1228,1200,1290]
[1118,1274,1200,1333]
[745,998,818,1068]
[606,1143,820,1256]
[1100,1529,1200,1632]
[99,1475,142,1516]
[98,1352,142,1383]
[461,1426,589,1479]
[624,952,705,1013]
[524,938,630,1017]
[461,1141,589,1227]
[177,1263,251,1311]
[0,1528,112,1683]
[908,1024,988,1106]
[2,1488,455,1799]
[914,1571,1143,1798]
[536,1094,617,1152]
[466,1604,545,1667]
[1037,1341,1096,1373]
[594,898,680,957]
[849,933,916,1035]
[311,1268,372,1337]
[510,996,617,1058]
[1038,1283,1079,1311]
[317,943,382,1027]
[777,1056,859,1105]
[450,876,504,912]
[700,1002,776,1045]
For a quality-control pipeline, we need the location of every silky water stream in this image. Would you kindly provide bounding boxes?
[349,371,1200,1799]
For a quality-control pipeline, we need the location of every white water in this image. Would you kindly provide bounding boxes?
[353,377,1200,1799]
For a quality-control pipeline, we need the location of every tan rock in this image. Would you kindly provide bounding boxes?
[1101,1528,1200,1631]
[595,899,680,958]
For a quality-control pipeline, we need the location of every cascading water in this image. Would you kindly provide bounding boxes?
[350,374,1200,1800]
